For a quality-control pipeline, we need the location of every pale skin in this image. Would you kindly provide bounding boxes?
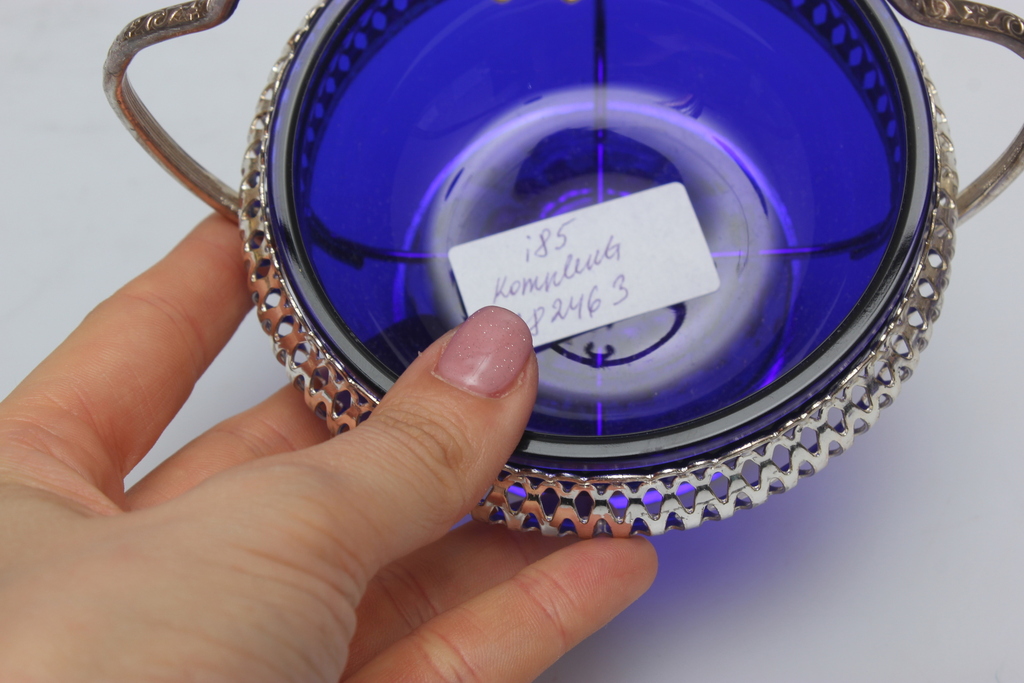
[0,214,657,682]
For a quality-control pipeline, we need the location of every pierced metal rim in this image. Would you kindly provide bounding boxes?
[468,68,956,536]
[241,1,381,436]
[238,3,957,537]
[258,0,934,467]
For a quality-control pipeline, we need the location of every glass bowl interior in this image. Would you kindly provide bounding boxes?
[266,0,930,471]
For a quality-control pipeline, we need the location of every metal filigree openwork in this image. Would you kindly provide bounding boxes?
[101,0,1024,536]
[468,70,958,537]
[240,2,380,436]
[237,4,957,537]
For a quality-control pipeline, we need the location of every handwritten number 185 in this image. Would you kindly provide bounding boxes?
[525,220,571,263]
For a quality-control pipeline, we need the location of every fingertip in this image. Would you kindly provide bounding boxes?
[575,536,659,594]
[619,536,660,594]
[432,306,535,398]
[367,306,538,459]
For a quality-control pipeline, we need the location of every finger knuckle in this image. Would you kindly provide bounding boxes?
[509,565,574,655]
[101,286,207,377]
[225,460,372,587]
[407,616,488,683]
[369,403,476,495]
[370,558,444,631]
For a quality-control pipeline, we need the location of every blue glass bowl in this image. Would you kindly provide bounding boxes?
[262,0,932,475]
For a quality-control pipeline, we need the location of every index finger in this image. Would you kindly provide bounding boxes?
[0,215,250,504]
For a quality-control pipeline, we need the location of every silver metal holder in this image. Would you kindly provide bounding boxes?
[239,2,381,436]
[471,71,957,536]
[104,0,1024,226]
[105,0,1024,537]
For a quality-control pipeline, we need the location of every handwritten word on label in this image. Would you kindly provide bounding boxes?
[448,182,720,348]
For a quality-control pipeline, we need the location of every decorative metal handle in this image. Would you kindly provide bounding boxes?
[103,0,241,220]
[889,0,1024,223]
[106,0,1024,225]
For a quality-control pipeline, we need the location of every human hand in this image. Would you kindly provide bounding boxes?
[0,215,657,683]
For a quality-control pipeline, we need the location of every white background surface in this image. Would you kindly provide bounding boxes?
[2,2,1024,681]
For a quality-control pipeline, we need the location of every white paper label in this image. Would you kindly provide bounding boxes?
[448,182,720,347]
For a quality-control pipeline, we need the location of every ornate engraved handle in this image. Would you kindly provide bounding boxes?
[103,0,241,220]
[889,0,1024,223]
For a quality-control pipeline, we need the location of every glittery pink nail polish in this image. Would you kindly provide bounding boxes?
[434,306,533,397]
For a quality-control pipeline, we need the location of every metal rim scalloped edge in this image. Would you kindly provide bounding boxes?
[240,2,381,436]
[239,5,957,538]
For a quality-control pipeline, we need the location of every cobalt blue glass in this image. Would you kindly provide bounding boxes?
[265,0,932,474]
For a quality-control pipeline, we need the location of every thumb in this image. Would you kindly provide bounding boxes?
[250,306,538,579]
